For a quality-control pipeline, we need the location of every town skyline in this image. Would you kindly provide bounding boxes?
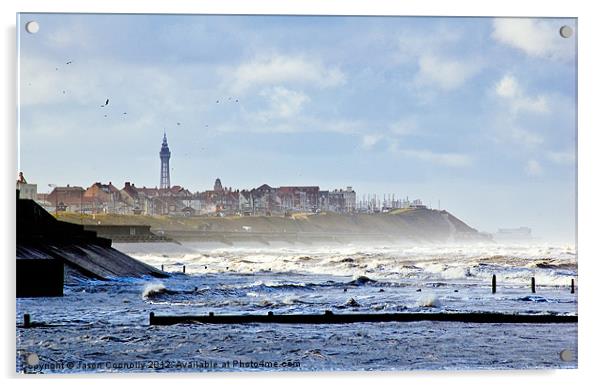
[18,14,576,240]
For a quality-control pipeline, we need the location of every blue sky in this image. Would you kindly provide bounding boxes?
[17,14,576,240]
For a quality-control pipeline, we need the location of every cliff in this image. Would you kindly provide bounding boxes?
[55,208,488,244]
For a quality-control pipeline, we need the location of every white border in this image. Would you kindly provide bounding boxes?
[3,1,600,386]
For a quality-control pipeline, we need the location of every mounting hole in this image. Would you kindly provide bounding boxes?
[559,25,573,39]
[26,352,40,366]
[25,21,40,34]
[559,349,573,362]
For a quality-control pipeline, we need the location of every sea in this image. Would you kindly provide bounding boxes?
[16,241,578,373]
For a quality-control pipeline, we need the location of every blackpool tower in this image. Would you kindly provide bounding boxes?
[159,132,171,189]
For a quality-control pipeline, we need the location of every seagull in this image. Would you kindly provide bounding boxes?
[101,98,109,107]
[235,99,239,102]
[176,122,181,126]
[66,60,72,64]
[62,90,66,94]
[123,112,127,115]
[216,100,219,103]
[104,114,108,118]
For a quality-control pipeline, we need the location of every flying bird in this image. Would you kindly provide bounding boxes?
[101,98,109,107]
[216,100,219,103]
[66,60,72,64]
[177,122,181,126]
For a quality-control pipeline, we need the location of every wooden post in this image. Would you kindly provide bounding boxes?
[182,265,186,274]
[23,314,30,328]
[492,274,496,294]
[571,278,575,294]
[161,264,164,271]
[149,312,155,325]
[531,277,536,293]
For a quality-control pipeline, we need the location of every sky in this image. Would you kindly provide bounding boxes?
[17,14,576,240]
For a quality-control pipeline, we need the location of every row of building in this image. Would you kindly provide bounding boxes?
[17,135,427,217]
[24,178,357,216]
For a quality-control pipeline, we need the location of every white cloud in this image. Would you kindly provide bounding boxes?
[389,119,418,136]
[226,54,346,94]
[495,75,519,98]
[415,54,482,91]
[391,146,473,167]
[257,86,310,121]
[495,74,549,114]
[510,127,544,147]
[547,150,575,165]
[525,159,543,176]
[361,134,383,150]
[492,18,575,61]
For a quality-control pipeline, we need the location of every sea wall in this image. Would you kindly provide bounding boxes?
[16,192,167,295]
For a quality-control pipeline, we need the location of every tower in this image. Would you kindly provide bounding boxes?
[160,131,171,189]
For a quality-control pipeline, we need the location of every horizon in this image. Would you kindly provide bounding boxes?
[17,14,576,241]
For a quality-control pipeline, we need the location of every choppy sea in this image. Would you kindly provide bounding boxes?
[16,241,578,373]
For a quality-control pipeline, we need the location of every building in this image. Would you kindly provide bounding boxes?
[159,132,171,189]
[46,185,85,213]
[17,182,37,201]
[277,186,319,212]
[16,172,37,200]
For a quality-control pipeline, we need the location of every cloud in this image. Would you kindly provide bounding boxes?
[226,54,346,94]
[509,127,544,147]
[492,18,575,61]
[525,159,543,176]
[391,145,473,167]
[389,118,418,136]
[414,54,482,91]
[361,134,384,150]
[257,86,310,121]
[495,74,549,114]
[547,150,575,165]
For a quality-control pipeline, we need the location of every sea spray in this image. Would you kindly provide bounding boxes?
[142,282,167,299]
[418,294,441,308]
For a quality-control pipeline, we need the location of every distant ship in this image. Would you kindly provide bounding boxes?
[494,227,533,242]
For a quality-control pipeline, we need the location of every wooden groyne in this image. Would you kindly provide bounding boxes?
[149,311,577,326]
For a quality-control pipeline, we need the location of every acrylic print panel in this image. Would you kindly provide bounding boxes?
[16,13,577,373]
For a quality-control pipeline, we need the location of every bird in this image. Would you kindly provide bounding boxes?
[235,99,239,102]
[62,90,66,94]
[66,60,72,64]
[176,122,181,126]
[123,112,127,115]
[216,100,219,103]
[101,98,109,107]
[104,114,108,118]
